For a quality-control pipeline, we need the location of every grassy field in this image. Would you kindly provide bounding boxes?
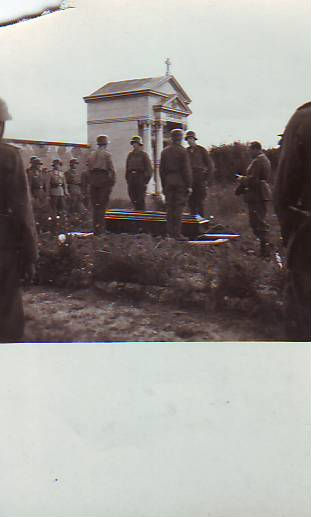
[23,184,288,342]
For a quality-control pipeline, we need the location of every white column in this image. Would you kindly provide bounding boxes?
[142,120,153,159]
[142,120,156,194]
[154,121,164,194]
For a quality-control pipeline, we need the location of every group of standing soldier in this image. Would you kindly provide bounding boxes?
[25,127,215,238]
[160,128,214,240]
[0,94,310,342]
[26,154,88,229]
[86,127,215,240]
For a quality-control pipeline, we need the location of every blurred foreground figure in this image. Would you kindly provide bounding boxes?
[185,130,215,217]
[126,135,153,210]
[88,135,115,235]
[236,141,272,256]
[0,98,37,343]
[160,128,192,240]
[274,102,311,341]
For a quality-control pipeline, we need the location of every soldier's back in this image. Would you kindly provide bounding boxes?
[274,102,311,340]
[89,147,112,170]
[162,143,187,170]
[0,141,20,169]
[0,143,23,209]
[274,102,311,243]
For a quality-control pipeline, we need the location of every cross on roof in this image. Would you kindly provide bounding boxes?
[165,58,172,76]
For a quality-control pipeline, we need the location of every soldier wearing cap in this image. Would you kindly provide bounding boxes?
[45,158,69,218]
[236,141,272,256]
[185,130,215,217]
[126,135,153,211]
[88,135,115,235]
[27,157,42,189]
[26,156,39,176]
[27,157,49,231]
[159,128,192,240]
[0,97,37,342]
[65,158,86,215]
[274,102,311,341]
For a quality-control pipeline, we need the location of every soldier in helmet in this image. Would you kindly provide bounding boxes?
[87,135,115,235]
[274,102,311,341]
[236,141,272,256]
[185,130,215,217]
[65,158,86,215]
[159,128,192,241]
[0,97,37,342]
[45,158,69,218]
[126,135,153,211]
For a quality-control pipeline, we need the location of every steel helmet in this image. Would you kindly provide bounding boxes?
[97,134,110,145]
[185,130,198,140]
[170,128,184,142]
[0,98,12,121]
[130,135,143,146]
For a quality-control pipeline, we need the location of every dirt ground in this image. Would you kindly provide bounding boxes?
[23,284,285,343]
[21,186,288,343]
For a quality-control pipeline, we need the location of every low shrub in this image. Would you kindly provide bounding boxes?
[37,234,93,289]
[94,234,177,286]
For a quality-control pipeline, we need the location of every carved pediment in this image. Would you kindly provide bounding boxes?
[153,94,192,115]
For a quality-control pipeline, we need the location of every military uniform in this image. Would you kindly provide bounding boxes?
[240,151,272,248]
[46,168,68,217]
[274,102,311,341]
[88,143,115,235]
[186,144,214,217]
[126,148,153,210]
[160,138,192,239]
[0,142,37,342]
[27,163,49,230]
[65,165,86,214]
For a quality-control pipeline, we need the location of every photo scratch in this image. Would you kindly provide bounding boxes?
[0,1,74,28]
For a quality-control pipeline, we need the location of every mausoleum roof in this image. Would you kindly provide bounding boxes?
[85,75,191,103]
[91,77,166,96]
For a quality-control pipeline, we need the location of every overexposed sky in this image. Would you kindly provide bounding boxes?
[0,0,310,147]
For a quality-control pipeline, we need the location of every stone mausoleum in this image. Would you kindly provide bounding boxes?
[5,62,192,199]
[84,65,192,197]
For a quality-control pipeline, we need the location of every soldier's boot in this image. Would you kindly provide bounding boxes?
[172,220,188,241]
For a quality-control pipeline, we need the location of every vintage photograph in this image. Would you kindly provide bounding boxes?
[1,0,310,344]
[0,2,310,517]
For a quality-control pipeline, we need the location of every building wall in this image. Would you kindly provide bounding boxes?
[147,94,166,120]
[87,95,151,123]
